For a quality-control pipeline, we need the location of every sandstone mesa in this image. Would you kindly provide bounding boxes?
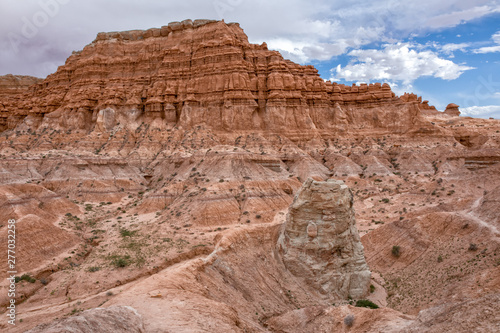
[0,19,499,332]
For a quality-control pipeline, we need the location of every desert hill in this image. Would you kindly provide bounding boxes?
[0,19,499,332]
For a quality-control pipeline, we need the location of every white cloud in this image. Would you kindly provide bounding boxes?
[262,1,500,64]
[494,31,500,44]
[423,5,498,29]
[440,42,471,54]
[461,105,500,118]
[474,31,500,53]
[475,45,500,53]
[332,43,474,84]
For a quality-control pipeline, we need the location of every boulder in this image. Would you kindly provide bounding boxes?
[277,178,371,300]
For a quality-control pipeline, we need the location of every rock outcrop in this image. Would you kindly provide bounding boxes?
[26,306,145,333]
[0,74,41,131]
[277,178,371,299]
[0,20,449,135]
[444,103,460,117]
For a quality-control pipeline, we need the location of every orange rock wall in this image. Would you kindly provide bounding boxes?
[0,20,425,134]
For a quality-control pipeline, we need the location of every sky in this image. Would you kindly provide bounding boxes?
[0,0,499,118]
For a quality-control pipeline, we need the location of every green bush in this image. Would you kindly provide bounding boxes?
[120,228,136,237]
[355,299,379,309]
[111,255,131,268]
[392,245,401,257]
[15,274,36,283]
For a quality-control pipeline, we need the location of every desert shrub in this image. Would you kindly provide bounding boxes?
[468,243,478,251]
[15,274,36,283]
[355,299,379,309]
[437,255,443,262]
[87,266,101,272]
[120,228,136,237]
[370,284,376,293]
[344,314,355,327]
[392,245,401,257]
[111,255,131,268]
[381,198,390,203]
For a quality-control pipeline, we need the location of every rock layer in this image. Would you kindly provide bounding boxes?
[0,74,41,131]
[0,20,454,136]
[26,306,145,333]
[277,178,371,299]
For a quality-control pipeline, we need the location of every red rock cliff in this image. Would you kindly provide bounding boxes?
[0,74,42,131]
[1,19,444,135]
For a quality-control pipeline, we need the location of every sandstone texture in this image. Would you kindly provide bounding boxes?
[0,19,499,333]
[278,179,371,299]
[26,306,145,333]
[0,74,41,131]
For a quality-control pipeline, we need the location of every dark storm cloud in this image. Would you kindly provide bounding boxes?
[0,0,222,77]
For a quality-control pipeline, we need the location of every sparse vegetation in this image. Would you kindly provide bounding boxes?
[15,274,36,283]
[120,228,137,237]
[87,266,101,272]
[392,245,401,257]
[355,299,379,309]
[110,255,131,268]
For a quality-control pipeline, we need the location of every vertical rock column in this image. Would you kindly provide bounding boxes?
[277,178,371,299]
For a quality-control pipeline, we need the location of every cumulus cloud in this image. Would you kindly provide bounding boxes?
[461,105,500,118]
[474,31,500,53]
[332,43,474,84]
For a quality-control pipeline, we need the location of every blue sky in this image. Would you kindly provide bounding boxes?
[0,0,499,118]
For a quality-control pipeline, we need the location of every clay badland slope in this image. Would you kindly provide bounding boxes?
[0,19,499,332]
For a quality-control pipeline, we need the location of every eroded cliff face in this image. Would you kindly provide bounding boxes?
[278,179,371,299]
[0,19,438,136]
[0,75,42,131]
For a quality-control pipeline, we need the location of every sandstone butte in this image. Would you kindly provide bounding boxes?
[0,19,499,332]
